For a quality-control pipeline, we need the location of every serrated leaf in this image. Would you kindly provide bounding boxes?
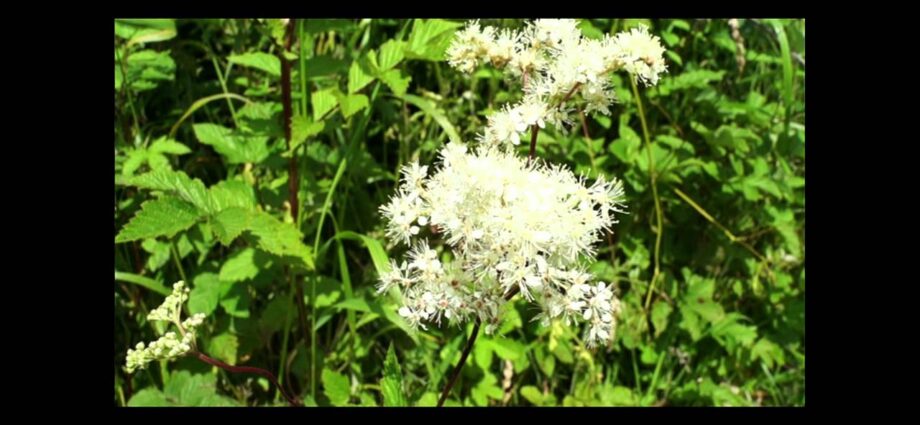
[121,149,148,176]
[381,343,406,406]
[127,388,171,406]
[377,40,406,70]
[212,207,251,245]
[193,123,271,165]
[141,238,171,271]
[121,169,213,214]
[219,248,260,282]
[379,69,411,97]
[405,19,461,61]
[120,49,176,92]
[228,52,281,77]
[312,87,339,121]
[149,137,191,155]
[322,368,351,406]
[247,211,314,270]
[336,93,369,119]
[347,59,376,94]
[291,114,324,152]
[207,332,239,365]
[116,197,200,242]
[189,272,221,316]
[208,179,256,212]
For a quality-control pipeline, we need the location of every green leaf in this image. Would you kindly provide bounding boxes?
[415,392,438,407]
[219,279,251,318]
[121,149,148,176]
[165,370,238,406]
[115,270,170,296]
[121,169,213,214]
[381,343,407,406]
[377,40,406,70]
[489,339,525,361]
[116,19,177,45]
[347,58,376,94]
[651,300,673,337]
[520,385,545,406]
[751,337,785,369]
[212,207,251,246]
[228,52,281,77]
[290,114,324,152]
[115,197,200,242]
[260,295,292,336]
[127,388,171,406]
[336,93,369,119]
[149,137,191,155]
[209,179,257,212]
[247,211,314,270]
[710,314,758,349]
[604,386,638,406]
[189,272,221,316]
[192,123,271,165]
[312,87,338,121]
[332,231,391,278]
[141,238,171,271]
[207,332,239,365]
[402,94,461,143]
[304,56,347,78]
[379,69,411,97]
[118,49,176,91]
[219,247,259,282]
[405,19,461,61]
[471,373,503,406]
[322,368,351,406]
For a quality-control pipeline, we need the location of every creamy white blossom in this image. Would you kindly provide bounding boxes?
[125,282,207,373]
[379,143,626,347]
[448,19,667,150]
[383,19,666,348]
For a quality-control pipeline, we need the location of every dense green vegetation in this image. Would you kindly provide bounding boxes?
[115,18,805,407]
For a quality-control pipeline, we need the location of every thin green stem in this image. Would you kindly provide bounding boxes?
[298,20,309,119]
[631,347,643,395]
[276,272,295,402]
[169,241,187,284]
[632,78,664,312]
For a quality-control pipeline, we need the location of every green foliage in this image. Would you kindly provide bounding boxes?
[115,18,804,407]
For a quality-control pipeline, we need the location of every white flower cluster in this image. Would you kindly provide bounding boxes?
[125,281,206,373]
[379,143,626,347]
[446,19,667,148]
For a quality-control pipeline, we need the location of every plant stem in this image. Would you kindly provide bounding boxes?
[631,78,664,312]
[279,19,311,400]
[195,351,301,406]
[437,322,480,407]
[169,241,187,284]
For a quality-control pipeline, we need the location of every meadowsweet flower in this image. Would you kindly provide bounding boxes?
[125,282,207,373]
[446,19,666,149]
[447,20,496,73]
[611,25,668,85]
[378,142,626,346]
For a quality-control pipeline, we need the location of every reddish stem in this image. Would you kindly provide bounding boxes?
[196,351,301,406]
